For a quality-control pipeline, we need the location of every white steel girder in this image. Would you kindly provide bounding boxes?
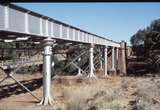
[0,4,120,47]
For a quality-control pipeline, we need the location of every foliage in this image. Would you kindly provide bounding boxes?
[130,19,160,50]
[130,19,160,72]
[130,29,146,46]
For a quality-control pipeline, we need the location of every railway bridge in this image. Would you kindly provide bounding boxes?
[0,3,127,105]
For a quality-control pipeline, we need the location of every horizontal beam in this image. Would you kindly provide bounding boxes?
[0,4,120,47]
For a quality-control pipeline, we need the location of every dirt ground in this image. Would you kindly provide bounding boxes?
[0,72,160,110]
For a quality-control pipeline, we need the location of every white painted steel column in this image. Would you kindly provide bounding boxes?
[100,54,103,70]
[39,38,54,106]
[88,44,96,78]
[111,47,115,70]
[104,46,108,76]
[116,47,119,70]
[77,58,82,76]
[116,48,119,62]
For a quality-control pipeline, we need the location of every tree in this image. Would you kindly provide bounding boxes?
[130,29,146,46]
[130,18,160,72]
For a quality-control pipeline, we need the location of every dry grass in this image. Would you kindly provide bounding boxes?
[60,78,127,110]
[133,78,160,110]
[1,73,160,110]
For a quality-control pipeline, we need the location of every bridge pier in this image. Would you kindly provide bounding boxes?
[76,58,83,76]
[111,47,115,71]
[116,47,119,74]
[120,41,127,76]
[104,46,108,76]
[100,53,103,70]
[39,38,54,106]
[88,44,96,78]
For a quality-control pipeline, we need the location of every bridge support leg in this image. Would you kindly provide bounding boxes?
[88,44,96,78]
[116,47,119,73]
[100,54,103,70]
[111,47,115,71]
[77,68,82,76]
[76,58,83,76]
[104,46,108,77]
[39,38,54,106]
[120,41,127,76]
[116,48,119,63]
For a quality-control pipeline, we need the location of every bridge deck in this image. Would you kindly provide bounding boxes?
[0,3,120,47]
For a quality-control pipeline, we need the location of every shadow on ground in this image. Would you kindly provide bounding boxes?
[0,77,42,99]
[127,56,160,77]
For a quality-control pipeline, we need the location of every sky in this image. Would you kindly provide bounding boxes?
[15,3,160,46]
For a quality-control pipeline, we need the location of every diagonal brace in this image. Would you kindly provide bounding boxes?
[9,74,40,101]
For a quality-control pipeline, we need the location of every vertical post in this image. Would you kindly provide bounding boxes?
[4,5,9,29]
[51,21,53,36]
[67,27,70,39]
[45,19,49,36]
[77,30,80,41]
[100,54,103,70]
[73,29,75,40]
[76,58,83,76]
[116,48,119,62]
[88,44,96,78]
[39,38,54,106]
[60,24,63,38]
[111,47,115,70]
[104,46,108,76]
[40,18,43,35]
[25,12,29,33]
[120,41,127,76]
[116,47,119,71]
